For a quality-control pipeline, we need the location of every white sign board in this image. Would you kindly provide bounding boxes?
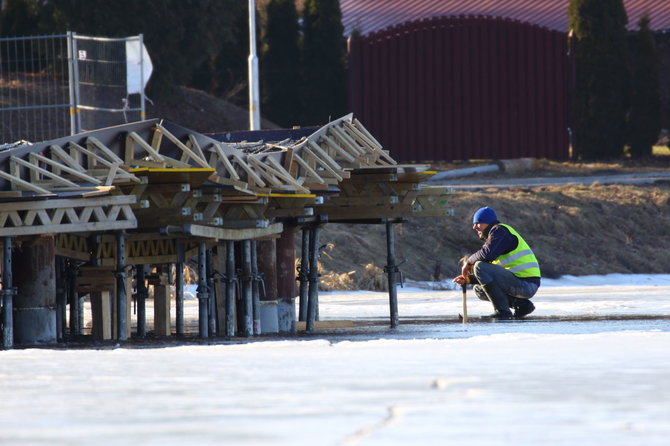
[126,40,153,95]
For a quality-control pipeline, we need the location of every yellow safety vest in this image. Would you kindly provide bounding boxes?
[493,224,541,278]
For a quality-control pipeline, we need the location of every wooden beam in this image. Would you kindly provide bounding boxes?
[0,194,136,211]
[184,222,283,241]
[0,169,51,194]
[306,141,346,174]
[0,219,136,237]
[126,131,166,163]
[292,152,325,184]
[68,142,141,183]
[187,134,208,165]
[245,157,284,188]
[30,153,102,185]
[210,143,241,180]
[155,123,211,168]
[231,153,266,187]
[302,145,345,182]
[86,136,124,164]
[49,144,87,172]
[266,156,311,192]
[320,134,357,162]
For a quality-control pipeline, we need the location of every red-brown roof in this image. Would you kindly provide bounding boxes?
[340,0,670,36]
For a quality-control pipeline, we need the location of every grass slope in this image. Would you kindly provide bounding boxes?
[318,163,670,289]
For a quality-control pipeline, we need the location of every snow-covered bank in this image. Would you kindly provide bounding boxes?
[319,274,670,320]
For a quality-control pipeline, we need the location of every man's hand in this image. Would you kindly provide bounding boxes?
[461,262,473,277]
[452,274,470,286]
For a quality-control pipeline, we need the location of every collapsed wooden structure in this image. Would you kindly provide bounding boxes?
[0,114,451,348]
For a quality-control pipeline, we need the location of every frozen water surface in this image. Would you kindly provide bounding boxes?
[1,275,670,445]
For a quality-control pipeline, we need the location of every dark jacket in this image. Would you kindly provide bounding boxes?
[467,222,541,286]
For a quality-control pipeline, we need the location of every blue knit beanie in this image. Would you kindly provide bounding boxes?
[472,206,497,224]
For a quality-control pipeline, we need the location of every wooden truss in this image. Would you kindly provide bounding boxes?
[0,195,136,236]
[0,114,451,240]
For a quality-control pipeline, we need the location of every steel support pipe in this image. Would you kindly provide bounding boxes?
[55,257,66,341]
[306,226,321,332]
[175,241,185,336]
[2,237,14,349]
[197,242,209,338]
[135,265,148,337]
[206,248,217,336]
[225,240,236,337]
[240,240,253,337]
[385,221,399,328]
[67,261,80,336]
[116,232,128,341]
[175,261,185,336]
[251,240,261,335]
[298,227,310,322]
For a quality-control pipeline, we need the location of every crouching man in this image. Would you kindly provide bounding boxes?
[453,206,540,320]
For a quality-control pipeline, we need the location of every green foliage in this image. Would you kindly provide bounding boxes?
[261,0,301,127]
[568,0,629,160]
[628,16,661,158]
[301,0,347,125]
[0,0,43,36]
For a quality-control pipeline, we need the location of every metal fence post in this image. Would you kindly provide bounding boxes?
[139,33,146,121]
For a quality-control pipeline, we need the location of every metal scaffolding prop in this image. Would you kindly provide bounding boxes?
[0,114,452,345]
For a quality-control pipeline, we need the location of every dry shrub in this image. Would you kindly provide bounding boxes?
[319,263,388,291]
[356,263,388,291]
[318,262,357,291]
[318,262,388,291]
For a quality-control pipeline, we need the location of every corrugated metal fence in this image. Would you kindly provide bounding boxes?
[349,16,570,162]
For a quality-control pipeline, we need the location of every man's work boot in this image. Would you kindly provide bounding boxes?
[480,282,514,320]
[510,297,535,319]
[473,285,489,301]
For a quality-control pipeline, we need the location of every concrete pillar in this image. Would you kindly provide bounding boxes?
[276,226,296,333]
[90,291,112,340]
[111,279,132,340]
[257,239,277,301]
[153,272,171,337]
[12,236,57,345]
[257,238,278,334]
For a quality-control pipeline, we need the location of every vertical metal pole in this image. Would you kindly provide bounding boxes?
[139,33,146,121]
[306,226,320,332]
[241,240,254,336]
[385,221,399,328]
[248,0,261,130]
[197,242,209,338]
[298,227,310,321]
[176,261,184,336]
[135,264,147,337]
[67,261,80,336]
[70,32,82,133]
[251,240,261,335]
[66,32,77,135]
[55,256,65,341]
[225,241,236,337]
[2,237,14,349]
[175,241,185,336]
[206,248,217,336]
[116,232,128,341]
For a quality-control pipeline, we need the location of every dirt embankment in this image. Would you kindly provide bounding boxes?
[142,88,670,289]
[317,161,670,289]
